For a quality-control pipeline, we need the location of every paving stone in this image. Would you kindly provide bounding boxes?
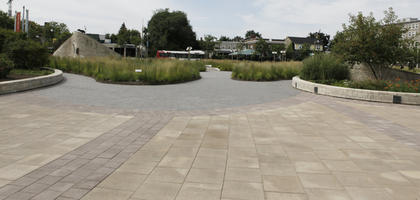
[132,181,181,200]
[176,182,221,200]
[298,173,343,190]
[222,181,264,200]
[263,175,304,193]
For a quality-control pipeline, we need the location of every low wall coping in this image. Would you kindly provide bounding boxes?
[0,68,63,95]
[292,76,420,105]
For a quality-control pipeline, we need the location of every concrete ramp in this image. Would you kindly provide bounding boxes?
[53,32,120,58]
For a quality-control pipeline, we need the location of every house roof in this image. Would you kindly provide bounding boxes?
[287,37,320,44]
[229,49,255,56]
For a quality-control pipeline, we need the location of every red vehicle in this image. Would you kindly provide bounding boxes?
[156,50,205,60]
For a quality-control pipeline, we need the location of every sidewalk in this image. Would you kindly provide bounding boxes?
[83,101,420,200]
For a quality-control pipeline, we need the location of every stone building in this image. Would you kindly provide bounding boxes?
[401,18,420,46]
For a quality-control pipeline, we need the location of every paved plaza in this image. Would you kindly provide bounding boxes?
[1,72,420,200]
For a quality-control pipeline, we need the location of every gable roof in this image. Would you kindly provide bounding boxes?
[287,37,319,44]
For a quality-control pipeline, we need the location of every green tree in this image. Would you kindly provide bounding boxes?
[219,36,231,41]
[199,35,217,58]
[0,11,14,30]
[245,30,262,40]
[147,9,198,56]
[6,39,49,69]
[255,39,270,60]
[127,29,141,45]
[117,23,129,45]
[271,44,285,54]
[43,22,72,52]
[233,36,244,42]
[332,8,412,80]
[308,31,330,51]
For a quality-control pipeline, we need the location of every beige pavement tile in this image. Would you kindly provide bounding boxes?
[132,181,182,200]
[333,172,378,187]
[399,170,420,179]
[176,182,221,200]
[227,157,259,168]
[370,171,413,186]
[315,150,348,160]
[186,168,224,184]
[265,192,308,200]
[345,187,393,200]
[322,160,362,172]
[129,150,167,162]
[348,136,375,143]
[298,173,343,190]
[383,160,418,170]
[165,147,198,157]
[384,186,420,200]
[352,159,393,172]
[225,168,261,182]
[263,175,304,193]
[196,148,227,158]
[222,181,264,200]
[192,156,226,170]
[148,167,188,183]
[0,164,38,180]
[342,149,377,160]
[159,156,195,168]
[116,161,158,175]
[98,171,146,191]
[260,162,296,176]
[228,147,257,158]
[305,188,352,200]
[16,154,61,166]
[82,188,132,200]
[287,152,320,162]
[0,179,10,187]
[295,161,330,174]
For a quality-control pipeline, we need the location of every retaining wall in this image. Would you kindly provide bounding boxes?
[292,76,420,105]
[0,69,63,95]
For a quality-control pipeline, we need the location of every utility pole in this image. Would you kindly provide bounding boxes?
[7,0,13,17]
[21,6,25,32]
[26,9,29,35]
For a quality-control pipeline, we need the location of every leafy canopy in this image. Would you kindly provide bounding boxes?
[332,7,412,79]
[146,9,198,55]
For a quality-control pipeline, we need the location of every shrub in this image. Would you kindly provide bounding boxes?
[232,61,302,81]
[301,54,349,81]
[0,54,13,78]
[49,57,201,85]
[6,39,49,69]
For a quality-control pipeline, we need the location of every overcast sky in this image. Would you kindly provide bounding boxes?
[1,0,419,39]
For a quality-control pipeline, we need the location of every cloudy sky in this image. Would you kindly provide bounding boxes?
[1,0,419,39]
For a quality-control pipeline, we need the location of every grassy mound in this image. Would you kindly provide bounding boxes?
[49,57,202,85]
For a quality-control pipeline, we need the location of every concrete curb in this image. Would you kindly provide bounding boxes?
[292,76,420,105]
[0,68,64,95]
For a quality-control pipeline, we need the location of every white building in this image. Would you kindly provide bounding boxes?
[401,18,420,46]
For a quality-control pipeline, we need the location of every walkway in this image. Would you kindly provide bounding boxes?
[0,71,420,200]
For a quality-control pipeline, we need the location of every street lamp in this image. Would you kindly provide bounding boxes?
[280,50,286,61]
[186,46,192,60]
[272,51,278,62]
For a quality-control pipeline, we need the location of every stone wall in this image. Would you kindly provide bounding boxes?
[350,63,420,81]
[292,76,420,105]
[0,69,63,95]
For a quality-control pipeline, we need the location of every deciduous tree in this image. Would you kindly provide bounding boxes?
[332,8,412,79]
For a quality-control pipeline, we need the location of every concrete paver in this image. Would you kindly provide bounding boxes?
[75,97,420,200]
[2,72,420,199]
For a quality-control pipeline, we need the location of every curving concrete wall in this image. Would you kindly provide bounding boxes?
[0,69,64,95]
[292,76,420,105]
